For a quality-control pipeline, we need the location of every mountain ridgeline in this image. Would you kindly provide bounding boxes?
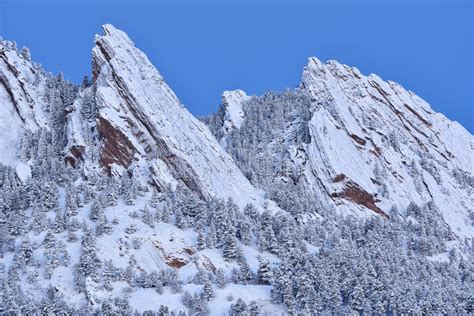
[0,25,472,315]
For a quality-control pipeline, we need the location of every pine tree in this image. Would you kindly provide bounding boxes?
[65,187,79,217]
[206,223,217,248]
[215,268,227,289]
[158,305,170,316]
[44,247,60,279]
[78,227,101,277]
[96,213,112,236]
[244,204,260,226]
[296,273,314,312]
[238,219,252,246]
[67,231,78,243]
[52,209,66,233]
[154,208,162,222]
[19,237,33,266]
[161,200,172,223]
[237,258,255,285]
[196,232,206,250]
[202,281,215,301]
[68,216,81,232]
[257,210,279,253]
[108,298,131,315]
[142,205,154,228]
[150,189,162,209]
[248,301,260,316]
[190,292,209,315]
[174,208,187,229]
[19,130,32,161]
[350,284,365,313]
[182,290,193,309]
[122,173,138,205]
[104,178,119,207]
[257,259,272,285]
[230,298,248,315]
[41,181,60,211]
[89,201,104,221]
[43,230,56,249]
[223,231,239,261]
[0,210,7,258]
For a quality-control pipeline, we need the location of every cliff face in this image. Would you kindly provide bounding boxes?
[301,57,473,238]
[0,42,48,166]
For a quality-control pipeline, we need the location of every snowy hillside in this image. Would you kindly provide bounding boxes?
[0,24,473,315]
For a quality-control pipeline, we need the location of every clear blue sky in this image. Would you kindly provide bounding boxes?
[1,0,473,132]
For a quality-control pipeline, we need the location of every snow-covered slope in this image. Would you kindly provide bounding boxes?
[0,41,48,166]
[91,25,271,210]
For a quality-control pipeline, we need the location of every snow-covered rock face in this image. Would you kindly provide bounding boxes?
[301,57,473,238]
[92,24,268,209]
[218,90,250,148]
[0,42,47,166]
[221,90,249,132]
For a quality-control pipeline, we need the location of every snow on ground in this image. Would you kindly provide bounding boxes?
[211,284,284,315]
[15,162,31,183]
[129,287,190,314]
[427,252,450,263]
[128,284,284,315]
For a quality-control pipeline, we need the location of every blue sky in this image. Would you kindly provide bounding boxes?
[1,0,473,132]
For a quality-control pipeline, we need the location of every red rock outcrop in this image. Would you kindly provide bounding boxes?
[97,117,135,174]
[332,183,388,218]
[331,174,388,218]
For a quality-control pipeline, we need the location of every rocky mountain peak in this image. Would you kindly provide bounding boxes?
[301,56,473,237]
[90,24,272,209]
